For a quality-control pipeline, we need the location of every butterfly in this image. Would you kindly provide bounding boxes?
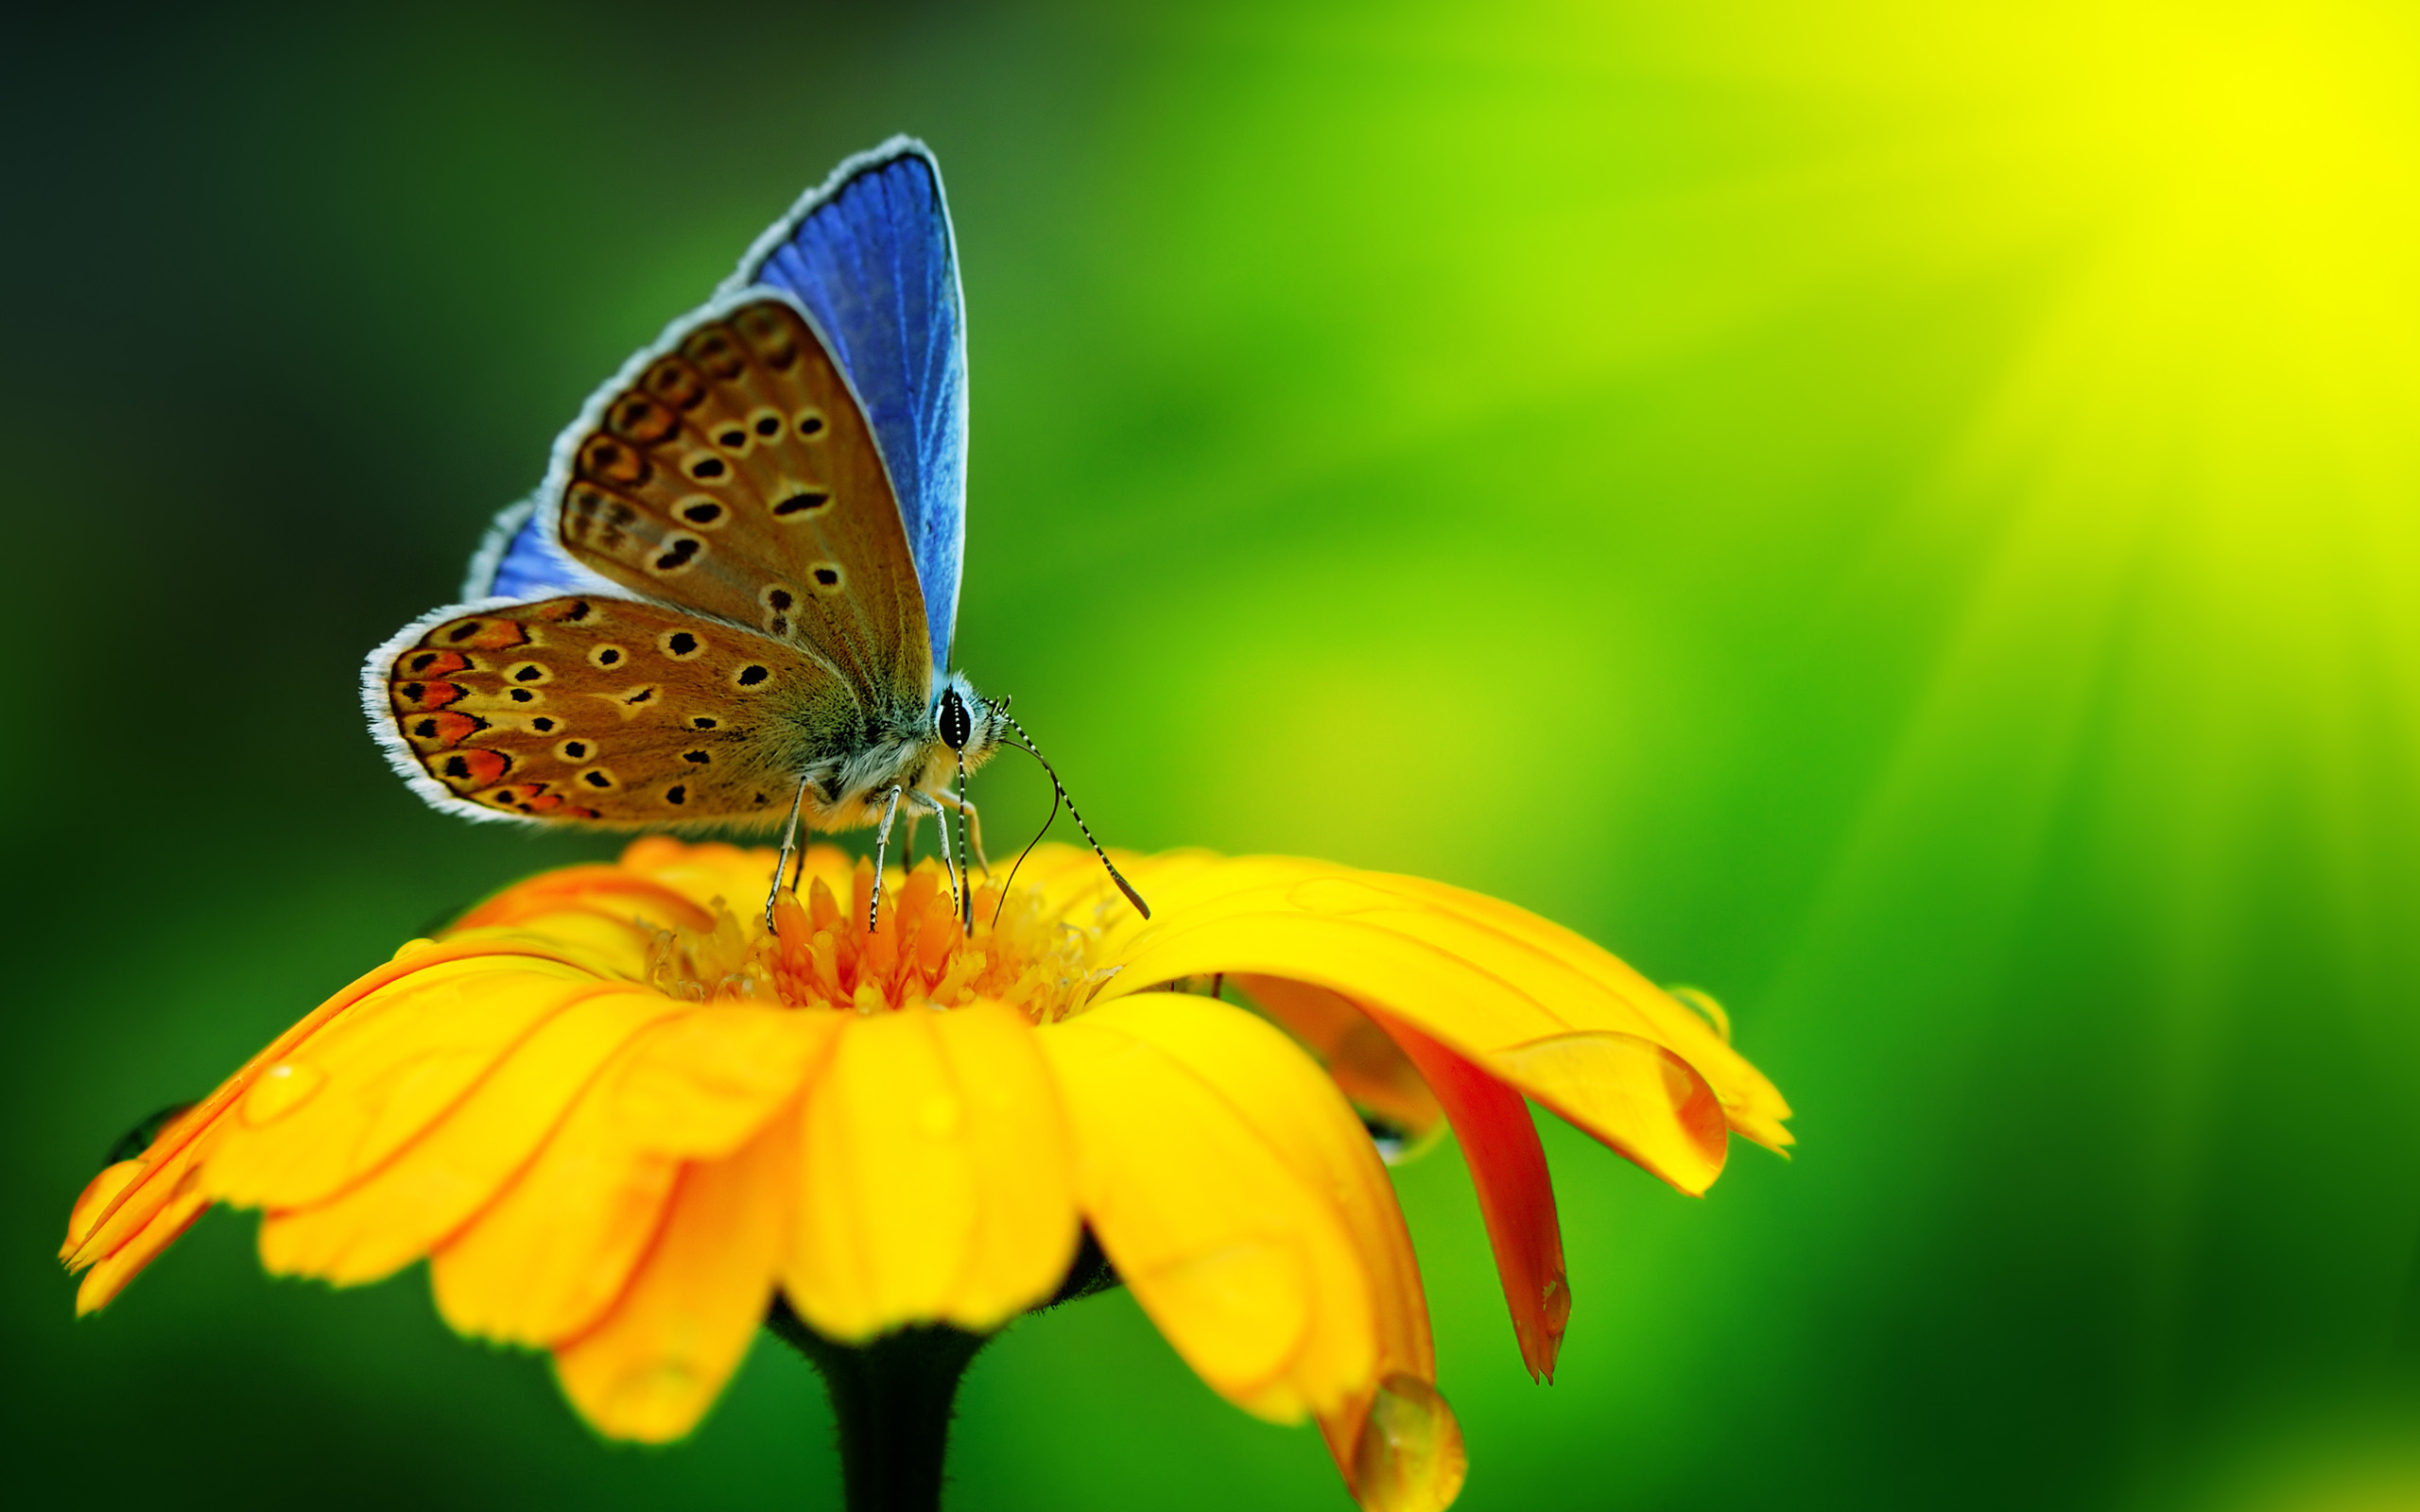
[363,138,1142,926]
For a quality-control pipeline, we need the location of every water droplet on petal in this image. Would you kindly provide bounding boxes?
[241,1061,324,1127]
[1351,1372,1466,1512]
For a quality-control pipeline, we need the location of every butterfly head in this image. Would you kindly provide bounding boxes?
[934,676,1005,770]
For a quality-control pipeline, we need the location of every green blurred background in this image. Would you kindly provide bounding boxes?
[8,1,2419,1506]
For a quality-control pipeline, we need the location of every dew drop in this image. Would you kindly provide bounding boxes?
[241,1061,326,1127]
[1350,1374,1466,1512]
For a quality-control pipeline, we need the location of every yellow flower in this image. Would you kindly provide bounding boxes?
[62,839,1790,1512]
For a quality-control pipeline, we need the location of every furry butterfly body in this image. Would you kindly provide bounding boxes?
[366,141,1006,840]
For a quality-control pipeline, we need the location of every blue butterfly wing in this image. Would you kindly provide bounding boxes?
[460,497,606,600]
[731,139,968,675]
[462,139,969,676]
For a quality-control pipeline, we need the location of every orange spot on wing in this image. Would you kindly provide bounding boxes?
[395,649,470,678]
[406,712,488,749]
[477,783,598,820]
[393,681,468,712]
[440,749,514,787]
[436,620,530,652]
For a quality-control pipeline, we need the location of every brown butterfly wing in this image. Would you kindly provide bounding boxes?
[381,594,860,825]
[554,297,930,711]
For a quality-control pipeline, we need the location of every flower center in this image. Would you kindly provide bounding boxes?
[643,856,1115,1022]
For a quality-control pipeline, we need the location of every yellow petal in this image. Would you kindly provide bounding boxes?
[206,957,616,1211]
[74,1179,210,1315]
[66,1160,146,1251]
[440,915,665,980]
[1488,1031,1728,1197]
[1388,872,1792,1148]
[432,1009,827,1346]
[1089,859,1779,1192]
[551,1111,790,1443]
[1039,994,1382,1421]
[784,1003,1077,1340]
[1098,991,1455,1505]
[257,990,690,1284]
[63,936,602,1281]
[609,1007,835,1156]
[444,865,715,972]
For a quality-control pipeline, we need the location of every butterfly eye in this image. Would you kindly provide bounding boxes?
[938,688,972,751]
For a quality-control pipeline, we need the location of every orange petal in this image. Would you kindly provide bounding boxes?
[551,1110,790,1443]
[783,1003,1077,1340]
[432,1008,826,1346]
[1238,975,1443,1138]
[257,990,690,1284]
[1384,1016,1569,1381]
[1039,994,1383,1423]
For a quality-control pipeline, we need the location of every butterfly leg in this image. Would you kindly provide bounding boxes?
[766,772,814,932]
[915,792,965,925]
[868,784,905,932]
[929,787,990,876]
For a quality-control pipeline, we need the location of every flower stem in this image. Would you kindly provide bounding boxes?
[769,1301,986,1512]
[764,1234,1119,1510]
